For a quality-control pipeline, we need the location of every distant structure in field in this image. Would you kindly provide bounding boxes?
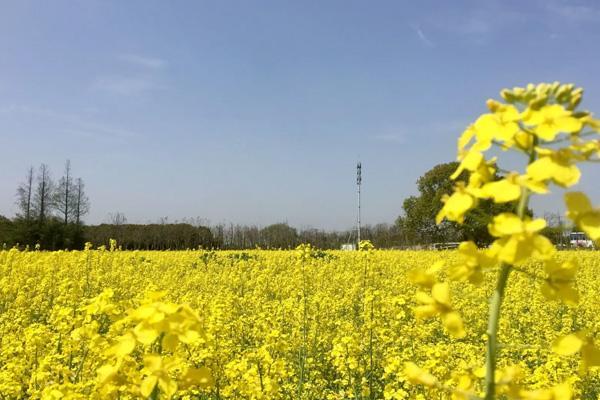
[341,161,362,251]
[357,161,362,246]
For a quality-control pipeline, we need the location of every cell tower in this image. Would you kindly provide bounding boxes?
[357,161,362,247]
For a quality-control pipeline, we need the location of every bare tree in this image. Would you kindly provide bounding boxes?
[108,212,127,225]
[33,164,54,223]
[16,166,34,221]
[55,160,75,224]
[73,178,90,224]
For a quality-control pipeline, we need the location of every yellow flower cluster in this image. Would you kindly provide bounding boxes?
[439,83,599,233]
[0,247,600,399]
[414,82,600,399]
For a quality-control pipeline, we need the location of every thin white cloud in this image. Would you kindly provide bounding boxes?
[374,133,406,144]
[420,3,527,45]
[429,119,469,134]
[91,76,164,96]
[456,17,491,35]
[119,54,167,70]
[434,14,493,45]
[0,105,139,141]
[547,2,600,23]
[90,54,168,96]
[411,25,435,47]
[410,24,435,47]
[60,124,138,141]
[372,118,469,145]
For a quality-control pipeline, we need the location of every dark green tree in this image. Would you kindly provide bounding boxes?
[0,215,14,247]
[396,162,518,246]
[260,223,298,249]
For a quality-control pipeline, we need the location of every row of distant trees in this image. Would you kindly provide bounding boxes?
[4,161,91,249]
[1,160,573,250]
[82,218,401,250]
[0,160,405,250]
[17,161,90,225]
[209,222,402,250]
[85,213,216,250]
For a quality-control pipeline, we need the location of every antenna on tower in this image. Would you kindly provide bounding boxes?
[357,161,362,247]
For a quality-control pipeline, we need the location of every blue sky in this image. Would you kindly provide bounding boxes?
[1,0,599,229]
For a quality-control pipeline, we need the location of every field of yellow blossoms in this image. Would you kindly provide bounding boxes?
[1,246,599,399]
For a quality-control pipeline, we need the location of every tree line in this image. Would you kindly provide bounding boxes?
[81,219,402,250]
[208,222,403,250]
[1,161,571,250]
[1,161,90,249]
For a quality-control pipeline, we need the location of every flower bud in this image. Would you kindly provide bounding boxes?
[486,99,502,112]
[500,89,517,103]
[529,94,548,110]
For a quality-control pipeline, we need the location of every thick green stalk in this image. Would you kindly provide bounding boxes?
[483,263,511,399]
[483,148,534,399]
[483,130,538,400]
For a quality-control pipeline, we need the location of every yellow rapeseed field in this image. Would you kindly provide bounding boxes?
[1,246,599,399]
[2,83,599,399]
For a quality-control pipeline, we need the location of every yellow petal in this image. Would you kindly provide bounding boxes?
[134,322,159,345]
[97,364,119,386]
[415,291,434,305]
[527,157,581,187]
[580,212,600,241]
[552,334,583,355]
[140,375,158,398]
[535,123,561,141]
[526,218,547,233]
[144,354,163,372]
[162,333,179,352]
[407,270,437,289]
[552,383,573,400]
[480,177,521,203]
[109,333,136,358]
[181,366,214,389]
[441,311,466,339]
[452,151,483,180]
[158,377,178,398]
[178,329,201,344]
[493,235,547,264]
[414,304,438,319]
[519,176,548,194]
[436,189,476,224]
[458,125,476,151]
[558,117,582,133]
[531,234,556,260]
[431,282,451,308]
[520,383,573,400]
[557,286,580,306]
[130,304,157,320]
[404,362,437,387]
[488,213,524,237]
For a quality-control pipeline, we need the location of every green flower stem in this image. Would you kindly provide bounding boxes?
[484,131,535,399]
[484,159,534,399]
[483,262,511,400]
